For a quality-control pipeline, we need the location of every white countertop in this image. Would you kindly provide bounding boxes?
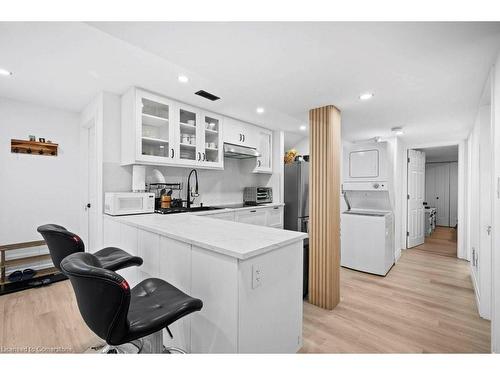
[106,203,306,260]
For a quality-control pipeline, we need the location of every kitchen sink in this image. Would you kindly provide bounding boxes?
[187,206,223,212]
[156,206,223,215]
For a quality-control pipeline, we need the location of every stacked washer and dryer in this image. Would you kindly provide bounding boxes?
[341,142,395,276]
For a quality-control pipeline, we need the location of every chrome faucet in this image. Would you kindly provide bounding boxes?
[186,169,199,209]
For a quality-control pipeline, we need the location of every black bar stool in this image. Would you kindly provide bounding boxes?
[37,224,143,271]
[60,252,203,353]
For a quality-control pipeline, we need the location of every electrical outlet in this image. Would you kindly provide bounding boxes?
[252,264,262,289]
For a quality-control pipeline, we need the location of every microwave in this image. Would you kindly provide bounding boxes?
[243,187,273,205]
[104,192,155,216]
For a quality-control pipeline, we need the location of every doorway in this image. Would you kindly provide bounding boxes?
[406,145,459,258]
[80,119,98,251]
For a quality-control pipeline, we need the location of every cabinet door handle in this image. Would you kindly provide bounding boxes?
[273,206,279,210]
[197,152,201,161]
[202,152,206,161]
[239,133,242,142]
[242,134,245,142]
[170,149,174,158]
[250,210,257,213]
[258,160,261,167]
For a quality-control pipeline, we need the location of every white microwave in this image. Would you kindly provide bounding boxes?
[104,192,155,216]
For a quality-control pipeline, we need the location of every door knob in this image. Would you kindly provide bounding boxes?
[487,225,492,235]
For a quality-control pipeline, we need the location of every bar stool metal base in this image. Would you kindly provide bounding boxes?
[98,329,187,354]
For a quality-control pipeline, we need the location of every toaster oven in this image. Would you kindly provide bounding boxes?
[243,187,273,205]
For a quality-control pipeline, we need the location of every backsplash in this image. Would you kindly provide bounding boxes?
[103,158,273,206]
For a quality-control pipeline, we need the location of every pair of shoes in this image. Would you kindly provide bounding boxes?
[7,268,37,283]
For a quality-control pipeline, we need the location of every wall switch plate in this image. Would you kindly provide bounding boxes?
[252,264,262,289]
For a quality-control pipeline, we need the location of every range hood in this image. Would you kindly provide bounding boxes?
[223,143,261,159]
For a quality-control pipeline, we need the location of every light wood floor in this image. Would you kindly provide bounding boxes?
[414,226,457,258]
[302,248,490,353]
[0,241,490,353]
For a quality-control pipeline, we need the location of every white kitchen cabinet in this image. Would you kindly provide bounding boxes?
[158,236,192,352]
[177,103,203,165]
[103,216,139,287]
[265,205,283,228]
[200,111,224,168]
[235,209,267,226]
[206,211,236,221]
[121,88,223,170]
[253,128,273,174]
[122,88,177,166]
[223,117,258,148]
[137,229,160,280]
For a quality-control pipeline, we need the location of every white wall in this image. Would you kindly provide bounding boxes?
[291,137,309,155]
[0,97,80,270]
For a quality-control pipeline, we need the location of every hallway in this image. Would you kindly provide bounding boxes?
[302,248,489,353]
[414,226,457,258]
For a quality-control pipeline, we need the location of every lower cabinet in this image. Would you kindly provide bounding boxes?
[206,211,236,221]
[265,206,284,228]
[235,209,268,226]
[103,215,302,353]
[206,205,284,228]
[158,236,192,352]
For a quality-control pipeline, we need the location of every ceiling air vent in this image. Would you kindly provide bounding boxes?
[195,90,220,101]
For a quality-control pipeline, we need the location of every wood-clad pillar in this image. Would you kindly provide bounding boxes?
[308,105,341,310]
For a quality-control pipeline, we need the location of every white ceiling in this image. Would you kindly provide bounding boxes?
[418,145,459,162]
[1,22,500,143]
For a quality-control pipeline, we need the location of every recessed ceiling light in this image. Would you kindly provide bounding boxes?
[391,127,404,135]
[0,68,13,76]
[300,125,307,131]
[256,107,265,114]
[359,92,374,101]
[178,74,189,83]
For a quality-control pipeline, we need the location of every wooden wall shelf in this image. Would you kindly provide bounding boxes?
[11,139,58,156]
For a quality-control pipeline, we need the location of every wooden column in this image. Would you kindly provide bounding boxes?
[308,105,341,310]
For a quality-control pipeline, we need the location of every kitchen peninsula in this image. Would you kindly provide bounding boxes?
[103,207,307,353]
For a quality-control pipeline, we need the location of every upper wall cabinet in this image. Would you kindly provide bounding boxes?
[253,128,273,174]
[224,118,258,149]
[121,88,223,170]
[224,117,273,174]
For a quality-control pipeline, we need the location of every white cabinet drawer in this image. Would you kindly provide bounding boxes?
[235,209,267,226]
[207,211,236,221]
[266,206,283,228]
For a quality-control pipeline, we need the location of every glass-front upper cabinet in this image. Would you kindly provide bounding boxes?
[200,112,223,168]
[121,87,224,169]
[253,128,273,173]
[177,104,201,164]
[140,97,172,159]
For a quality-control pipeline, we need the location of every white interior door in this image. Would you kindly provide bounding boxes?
[449,162,459,227]
[407,149,426,248]
[81,121,97,252]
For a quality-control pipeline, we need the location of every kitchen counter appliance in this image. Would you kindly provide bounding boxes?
[243,187,273,205]
[284,160,309,298]
[104,192,155,216]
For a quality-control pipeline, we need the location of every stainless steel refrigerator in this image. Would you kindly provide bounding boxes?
[284,160,309,233]
[284,160,309,297]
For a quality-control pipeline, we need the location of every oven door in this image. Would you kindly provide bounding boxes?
[114,195,148,215]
